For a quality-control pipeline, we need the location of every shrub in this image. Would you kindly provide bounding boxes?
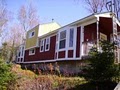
[0,58,16,90]
[82,40,119,83]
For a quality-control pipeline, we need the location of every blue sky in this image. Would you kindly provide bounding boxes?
[7,0,90,26]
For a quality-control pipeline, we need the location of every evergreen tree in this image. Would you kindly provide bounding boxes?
[82,40,119,83]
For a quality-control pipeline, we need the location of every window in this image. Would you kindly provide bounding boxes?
[29,48,35,55]
[59,30,66,49]
[18,52,20,57]
[32,31,35,36]
[45,37,50,51]
[69,28,74,47]
[29,31,35,38]
[40,39,44,52]
[18,47,21,57]
[21,47,24,56]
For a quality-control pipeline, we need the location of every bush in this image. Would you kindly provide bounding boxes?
[0,58,16,90]
[82,41,119,83]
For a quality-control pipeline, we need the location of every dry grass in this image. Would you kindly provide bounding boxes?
[9,64,86,90]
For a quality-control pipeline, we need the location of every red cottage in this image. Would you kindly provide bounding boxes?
[16,12,120,73]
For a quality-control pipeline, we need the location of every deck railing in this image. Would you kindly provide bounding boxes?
[82,41,95,56]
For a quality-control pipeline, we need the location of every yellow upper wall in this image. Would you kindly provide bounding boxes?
[25,22,61,49]
[25,25,39,49]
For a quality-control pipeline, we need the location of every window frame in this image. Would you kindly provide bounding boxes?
[69,28,74,48]
[29,48,35,55]
[59,30,66,49]
[29,31,35,38]
[40,39,45,52]
[45,37,50,51]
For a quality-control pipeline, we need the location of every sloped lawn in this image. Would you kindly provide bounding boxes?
[10,64,86,90]
[9,64,117,90]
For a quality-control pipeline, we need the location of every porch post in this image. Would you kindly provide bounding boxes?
[96,17,99,49]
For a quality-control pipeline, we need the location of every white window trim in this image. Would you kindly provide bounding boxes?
[69,28,74,49]
[29,48,35,55]
[40,39,45,52]
[59,30,66,50]
[56,26,77,60]
[45,37,50,51]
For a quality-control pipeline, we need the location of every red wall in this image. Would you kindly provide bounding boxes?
[58,51,65,58]
[68,50,73,58]
[76,27,81,58]
[84,23,97,42]
[99,17,113,40]
[117,24,120,32]
[24,35,56,62]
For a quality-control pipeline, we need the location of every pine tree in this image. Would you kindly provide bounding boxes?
[82,40,119,83]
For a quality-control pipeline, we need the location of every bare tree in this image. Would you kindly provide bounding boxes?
[18,2,39,40]
[84,0,107,13]
[114,0,120,20]
[0,0,8,36]
[4,24,23,62]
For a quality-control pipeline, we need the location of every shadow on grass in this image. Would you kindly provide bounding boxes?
[69,81,117,90]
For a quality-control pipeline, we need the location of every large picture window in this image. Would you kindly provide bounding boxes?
[69,28,74,47]
[40,39,44,52]
[59,30,66,49]
[45,37,50,51]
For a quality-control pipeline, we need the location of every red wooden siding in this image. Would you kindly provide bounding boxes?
[58,51,65,58]
[99,17,113,41]
[68,50,73,58]
[84,23,97,42]
[24,35,56,62]
[76,27,81,58]
[117,24,120,32]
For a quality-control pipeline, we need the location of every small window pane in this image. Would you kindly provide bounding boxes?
[32,32,35,36]
[59,40,66,49]
[29,31,35,38]
[69,28,74,47]
[41,46,43,51]
[45,37,50,51]
[60,31,66,40]
[46,44,49,50]
[18,52,20,57]
[32,49,35,53]
[40,39,44,52]
[29,48,35,55]
[46,38,50,44]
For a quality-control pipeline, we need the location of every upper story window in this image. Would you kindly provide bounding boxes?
[40,39,44,52]
[45,37,50,51]
[29,31,35,38]
[29,48,35,55]
[59,30,66,49]
[69,28,74,47]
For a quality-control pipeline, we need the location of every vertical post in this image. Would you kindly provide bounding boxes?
[96,17,99,50]
[112,13,119,63]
